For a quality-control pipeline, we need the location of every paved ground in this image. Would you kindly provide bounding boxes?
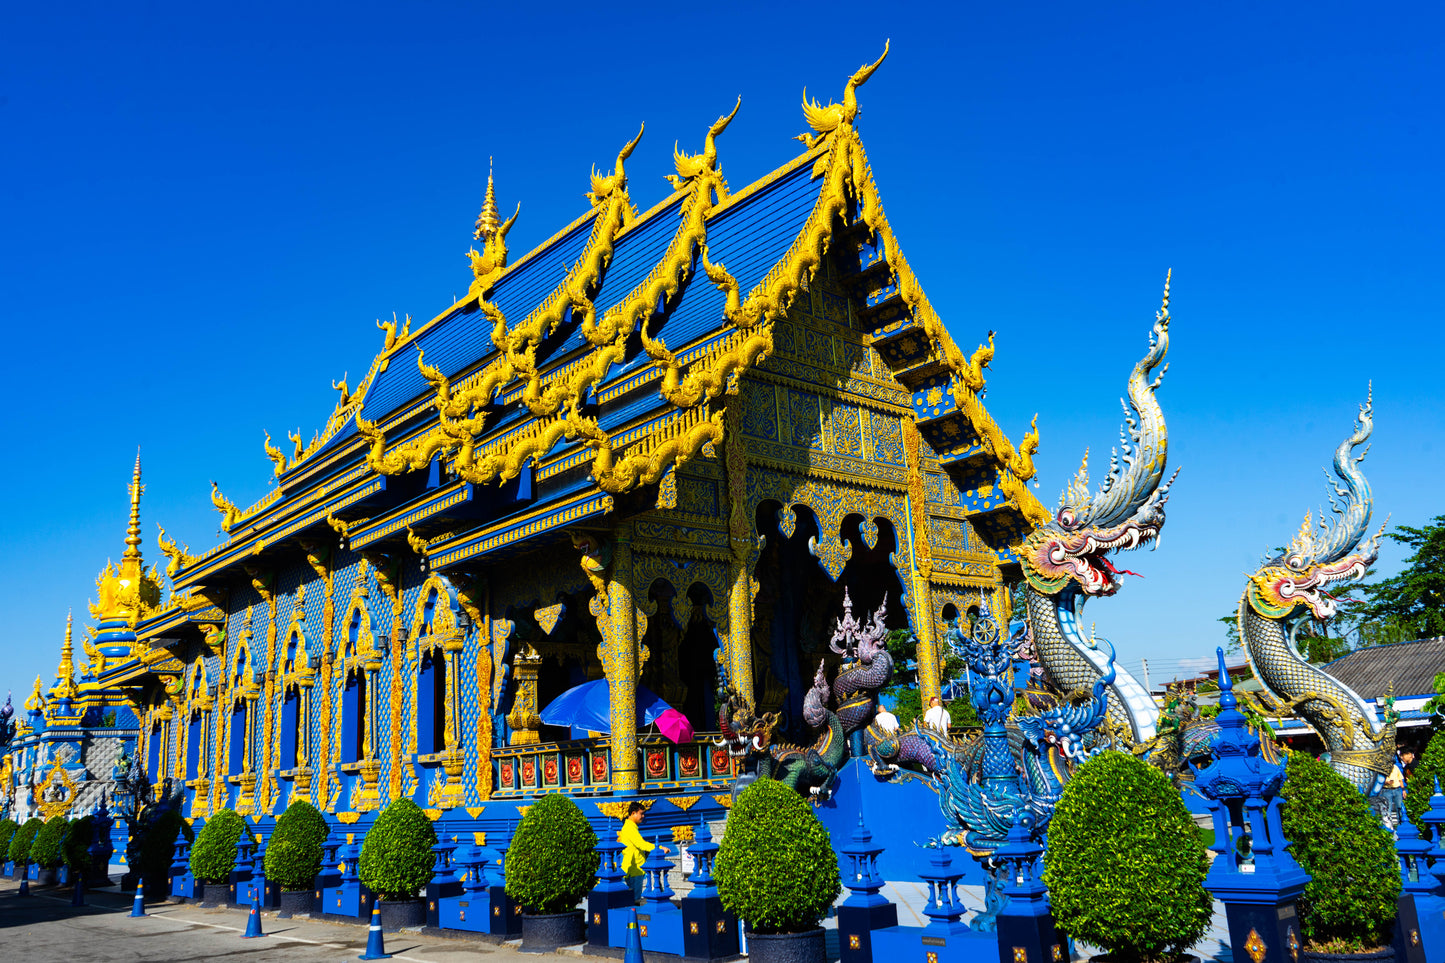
[0,878,550,963]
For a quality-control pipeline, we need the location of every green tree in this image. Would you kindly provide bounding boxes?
[883,628,979,730]
[1407,728,1445,838]
[1341,515,1445,643]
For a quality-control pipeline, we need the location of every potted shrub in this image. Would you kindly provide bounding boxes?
[9,817,43,879]
[139,808,193,902]
[190,809,249,906]
[505,792,599,950]
[358,797,436,929]
[30,816,70,886]
[715,778,842,963]
[1280,751,1400,959]
[0,818,18,875]
[266,799,329,917]
[62,815,97,886]
[1043,750,1212,962]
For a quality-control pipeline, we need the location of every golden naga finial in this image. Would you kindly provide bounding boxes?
[325,512,350,539]
[332,372,352,409]
[669,98,741,191]
[798,39,889,148]
[587,124,645,206]
[1159,268,1172,322]
[468,163,521,299]
[263,430,287,476]
[287,428,305,463]
[210,480,242,533]
[156,523,197,578]
[377,314,398,352]
[405,524,429,558]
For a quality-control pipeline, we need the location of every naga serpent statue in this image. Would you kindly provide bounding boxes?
[1241,390,1395,794]
[1020,277,1180,744]
[830,590,894,738]
[757,659,848,798]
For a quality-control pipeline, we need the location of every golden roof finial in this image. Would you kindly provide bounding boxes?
[1158,268,1172,323]
[474,157,501,241]
[123,449,144,563]
[51,611,77,704]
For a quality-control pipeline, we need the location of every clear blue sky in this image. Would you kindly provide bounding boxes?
[2,2,1441,699]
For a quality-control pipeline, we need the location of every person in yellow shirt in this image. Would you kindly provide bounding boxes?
[619,801,672,903]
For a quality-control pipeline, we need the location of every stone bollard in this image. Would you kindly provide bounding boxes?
[836,815,896,963]
[588,838,633,948]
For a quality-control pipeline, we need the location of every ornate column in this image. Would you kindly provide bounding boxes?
[724,403,755,702]
[505,646,542,745]
[358,648,383,811]
[302,540,336,809]
[457,577,494,801]
[244,566,278,812]
[604,525,641,792]
[903,419,940,706]
[362,551,405,799]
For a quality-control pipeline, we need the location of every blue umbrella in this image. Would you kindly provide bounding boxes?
[539,679,674,734]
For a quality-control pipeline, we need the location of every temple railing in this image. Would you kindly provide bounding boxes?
[491,732,740,798]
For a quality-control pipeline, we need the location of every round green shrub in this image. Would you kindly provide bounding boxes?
[1281,750,1400,951]
[9,817,43,864]
[504,793,599,914]
[0,818,18,861]
[1043,750,1212,962]
[139,809,193,887]
[30,816,70,869]
[62,815,96,874]
[358,798,437,901]
[716,778,842,934]
[189,809,249,883]
[1407,729,1445,838]
[266,799,330,890]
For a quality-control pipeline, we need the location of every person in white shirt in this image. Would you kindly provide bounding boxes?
[923,696,950,731]
[874,707,900,734]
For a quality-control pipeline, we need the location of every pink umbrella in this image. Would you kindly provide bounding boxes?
[654,708,695,744]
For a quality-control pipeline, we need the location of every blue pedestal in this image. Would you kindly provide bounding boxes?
[587,839,634,949]
[170,870,196,899]
[1412,892,1445,963]
[319,877,374,918]
[871,922,997,962]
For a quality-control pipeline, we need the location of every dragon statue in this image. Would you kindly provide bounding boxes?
[919,607,1114,854]
[1241,390,1395,794]
[1019,277,1180,744]
[714,681,779,762]
[829,590,894,739]
[755,659,848,798]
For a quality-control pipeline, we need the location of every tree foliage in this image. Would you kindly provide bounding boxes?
[358,798,436,901]
[884,628,979,729]
[504,793,599,914]
[0,818,18,863]
[62,815,96,874]
[190,809,249,883]
[9,818,43,864]
[1340,515,1445,643]
[1280,751,1399,950]
[266,800,330,890]
[1043,751,1212,962]
[715,777,841,934]
[1407,728,1445,839]
[30,816,69,869]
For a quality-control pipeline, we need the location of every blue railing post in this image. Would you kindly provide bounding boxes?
[837,815,897,963]
[588,838,631,947]
[426,838,461,927]
[993,813,1067,963]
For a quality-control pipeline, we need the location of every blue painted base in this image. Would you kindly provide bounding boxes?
[816,759,986,885]
[170,872,197,899]
[486,884,523,936]
[1393,894,1427,963]
[997,909,1066,963]
[609,900,685,956]
[871,920,996,962]
[1411,892,1445,963]
[838,900,898,963]
[1221,900,1302,963]
[681,894,740,960]
[318,880,373,918]
[436,892,495,932]
[588,884,634,946]
[425,878,462,927]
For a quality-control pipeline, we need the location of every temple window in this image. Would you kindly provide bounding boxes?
[228,698,246,776]
[419,648,446,754]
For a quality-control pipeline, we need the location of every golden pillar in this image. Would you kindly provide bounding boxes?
[605,526,641,792]
[903,419,940,706]
[723,401,755,702]
[505,645,542,745]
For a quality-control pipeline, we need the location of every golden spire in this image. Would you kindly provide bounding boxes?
[474,158,501,241]
[122,449,144,573]
[52,612,77,703]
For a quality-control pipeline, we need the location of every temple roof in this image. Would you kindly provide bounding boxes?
[164,48,1046,595]
[1322,637,1445,700]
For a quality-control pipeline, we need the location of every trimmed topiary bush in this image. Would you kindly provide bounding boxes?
[1407,728,1445,838]
[716,778,842,934]
[505,792,599,914]
[62,815,96,875]
[9,817,43,864]
[1280,750,1400,951]
[1043,750,1212,962]
[189,809,249,883]
[358,797,436,901]
[30,816,70,870]
[0,818,18,862]
[138,808,193,890]
[266,799,330,890]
